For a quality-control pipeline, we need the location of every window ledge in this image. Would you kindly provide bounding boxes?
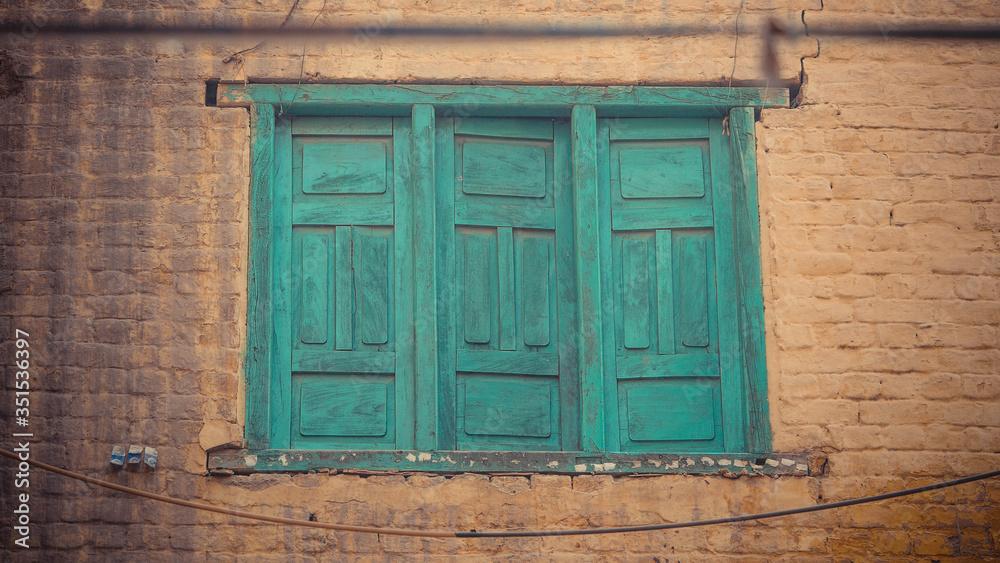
[208,450,810,476]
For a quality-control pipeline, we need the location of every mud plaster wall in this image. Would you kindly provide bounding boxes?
[0,0,999,560]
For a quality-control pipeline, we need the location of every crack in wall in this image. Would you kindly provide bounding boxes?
[793,0,824,107]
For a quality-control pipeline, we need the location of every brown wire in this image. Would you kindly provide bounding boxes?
[2,21,1000,41]
[0,448,455,537]
[2,448,997,539]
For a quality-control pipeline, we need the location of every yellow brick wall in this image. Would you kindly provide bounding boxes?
[1,0,998,560]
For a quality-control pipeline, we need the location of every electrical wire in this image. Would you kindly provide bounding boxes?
[0,448,453,538]
[1,448,997,538]
[1,20,1000,41]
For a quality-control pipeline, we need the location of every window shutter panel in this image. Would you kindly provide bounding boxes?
[602,118,732,452]
[445,118,571,451]
[286,117,414,449]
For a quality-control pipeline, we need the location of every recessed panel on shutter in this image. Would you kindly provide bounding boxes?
[623,382,717,442]
[462,377,554,438]
[298,379,391,437]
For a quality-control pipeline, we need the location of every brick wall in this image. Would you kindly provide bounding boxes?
[1,0,998,560]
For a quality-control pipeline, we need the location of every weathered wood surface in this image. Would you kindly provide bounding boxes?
[655,229,675,355]
[730,106,771,454]
[497,226,516,351]
[412,104,439,450]
[572,104,605,453]
[246,103,275,450]
[270,114,294,449]
[456,350,559,376]
[219,84,789,115]
[710,118,747,453]
[334,226,353,351]
[246,101,774,468]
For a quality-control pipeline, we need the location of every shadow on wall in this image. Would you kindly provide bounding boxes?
[0,50,26,99]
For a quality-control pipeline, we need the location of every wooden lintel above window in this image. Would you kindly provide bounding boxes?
[216,83,789,117]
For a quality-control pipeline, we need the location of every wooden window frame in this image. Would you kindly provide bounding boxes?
[211,84,806,475]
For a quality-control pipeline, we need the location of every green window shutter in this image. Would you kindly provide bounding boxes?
[281,117,415,450]
[274,114,746,453]
[598,118,741,453]
[241,88,775,467]
[439,117,574,451]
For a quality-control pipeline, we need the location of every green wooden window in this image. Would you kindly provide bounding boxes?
[223,85,786,474]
